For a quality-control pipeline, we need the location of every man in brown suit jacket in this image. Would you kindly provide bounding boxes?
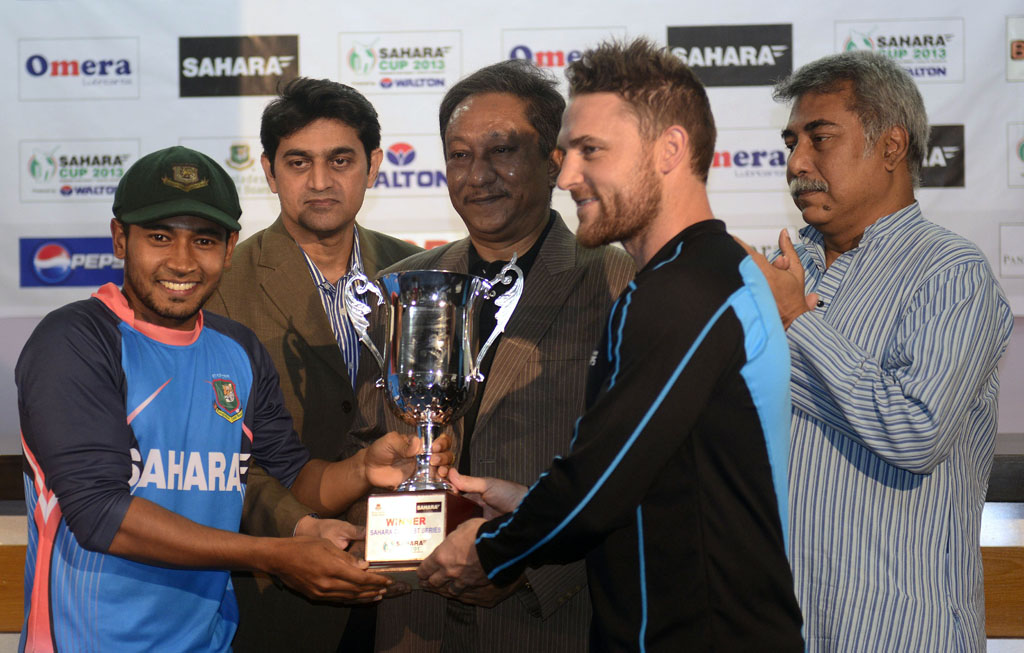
[351,60,634,653]
[205,78,421,652]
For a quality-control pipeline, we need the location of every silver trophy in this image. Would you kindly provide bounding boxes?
[343,259,524,492]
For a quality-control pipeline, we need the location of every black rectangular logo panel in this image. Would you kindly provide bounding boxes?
[667,24,792,87]
[921,124,964,188]
[179,35,298,97]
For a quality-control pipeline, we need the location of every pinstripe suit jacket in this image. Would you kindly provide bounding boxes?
[204,216,421,653]
[351,213,634,653]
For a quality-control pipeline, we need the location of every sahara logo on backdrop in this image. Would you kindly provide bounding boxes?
[367,136,447,197]
[666,24,792,86]
[180,35,298,97]
[179,137,276,199]
[20,238,124,287]
[1009,17,1024,82]
[339,31,461,94]
[19,37,139,100]
[707,129,789,192]
[920,125,964,188]
[20,139,139,202]
[503,27,626,93]
[834,19,964,82]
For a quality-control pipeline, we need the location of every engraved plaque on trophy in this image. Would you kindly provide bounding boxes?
[344,261,523,575]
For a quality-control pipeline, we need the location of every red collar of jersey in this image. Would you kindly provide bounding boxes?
[93,283,203,346]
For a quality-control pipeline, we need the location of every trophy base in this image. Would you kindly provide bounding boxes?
[364,490,482,584]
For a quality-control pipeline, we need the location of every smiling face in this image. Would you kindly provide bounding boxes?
[556,92,661,250]
[443,93,558,250]
[112,216,238,330]
[782,83,893,244]
[262,117,383,241]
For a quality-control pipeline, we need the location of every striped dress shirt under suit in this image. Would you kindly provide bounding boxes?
[785,202,1013,652]
[301,224,364,388]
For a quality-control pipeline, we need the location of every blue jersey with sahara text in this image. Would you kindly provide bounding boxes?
[17,283,310,652]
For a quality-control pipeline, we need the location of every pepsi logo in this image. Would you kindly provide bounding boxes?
[387,142,416,167]
[380,77,393,89]
[33,242,72,284]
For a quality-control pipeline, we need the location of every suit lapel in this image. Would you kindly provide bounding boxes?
[258,218,351,382]
[473,214,582,434]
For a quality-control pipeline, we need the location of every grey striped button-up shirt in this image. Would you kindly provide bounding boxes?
[785,202,1013,652]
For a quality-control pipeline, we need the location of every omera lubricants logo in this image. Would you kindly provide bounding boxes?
[667,24,792,86]
[179,35,298,97]
[19,37,139,100]
[835,19,964,81]
[502,27,626,93]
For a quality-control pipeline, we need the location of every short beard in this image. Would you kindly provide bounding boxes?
[577,159,661,249]
[124,265,210,327]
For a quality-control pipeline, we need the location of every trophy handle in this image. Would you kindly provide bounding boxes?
[343,272,386,380]
[471,254,524,382]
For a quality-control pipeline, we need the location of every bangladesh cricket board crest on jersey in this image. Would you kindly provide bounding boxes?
[212,378,243,422]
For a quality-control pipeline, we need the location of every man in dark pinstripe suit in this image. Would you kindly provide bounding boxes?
[350,60,634,652]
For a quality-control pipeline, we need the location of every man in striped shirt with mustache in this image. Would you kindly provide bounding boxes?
[746,51,1013,651]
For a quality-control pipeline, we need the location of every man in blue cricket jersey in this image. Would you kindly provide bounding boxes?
[16,145,448,652]
[416,39,803,652]
[743,51,1013,651]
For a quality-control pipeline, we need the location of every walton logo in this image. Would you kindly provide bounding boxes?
[387,142,416,166]
[374,141,446,190]
[508,45,582,68]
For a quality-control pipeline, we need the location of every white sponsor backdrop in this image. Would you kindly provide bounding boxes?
[0,0,1022,451]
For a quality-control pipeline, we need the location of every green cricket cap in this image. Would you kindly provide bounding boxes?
[112,145,242,231]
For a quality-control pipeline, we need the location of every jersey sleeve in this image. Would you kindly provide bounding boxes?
[231,318,312,488]
[17,301,135,552]
[474,276,747,585]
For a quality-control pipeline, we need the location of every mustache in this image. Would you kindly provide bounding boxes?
[789,177,828,197]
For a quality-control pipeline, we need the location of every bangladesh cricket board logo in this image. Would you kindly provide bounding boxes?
[225,143,255,170]
[212,378,243,422]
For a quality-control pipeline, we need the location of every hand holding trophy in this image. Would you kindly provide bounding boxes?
[343,259,523,580]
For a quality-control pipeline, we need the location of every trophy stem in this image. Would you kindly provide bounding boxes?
[396,422,452,492]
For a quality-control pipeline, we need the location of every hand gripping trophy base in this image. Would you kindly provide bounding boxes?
[396,421,450,492]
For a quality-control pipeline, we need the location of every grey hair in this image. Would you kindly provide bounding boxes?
[772,51,929,186]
